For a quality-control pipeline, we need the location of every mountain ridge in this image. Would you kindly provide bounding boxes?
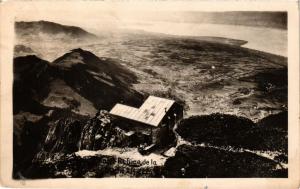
[15,20,97,39]
[14,49,143,116]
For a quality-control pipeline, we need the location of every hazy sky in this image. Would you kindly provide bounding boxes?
[15,10,287,56]
[16,11,287,31]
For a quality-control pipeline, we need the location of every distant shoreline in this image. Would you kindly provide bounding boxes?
[192,36,248,47]
[123,22,287,57]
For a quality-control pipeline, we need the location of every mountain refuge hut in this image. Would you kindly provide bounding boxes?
[109,96,183,146]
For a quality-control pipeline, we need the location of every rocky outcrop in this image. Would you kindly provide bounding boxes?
[32,110,151,159]
[29,152,163,178]
[79,110,152,151]
[43,119,82,153]
[13,108,88,179]
[23,110,163,178]
[79,110,114,150]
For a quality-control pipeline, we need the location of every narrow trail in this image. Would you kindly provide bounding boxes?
[173,123,192,148]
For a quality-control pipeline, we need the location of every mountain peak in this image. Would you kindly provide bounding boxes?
[53,48,139,85]
[71,48,86,53]
[53,48,100,67]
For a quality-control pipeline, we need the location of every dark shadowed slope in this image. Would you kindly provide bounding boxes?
[13,55,52,114]
[14,49,143,115]
[53,48,139,86]
[163,144,287,178]
[51,48,144,111]
[176,113,287,153]
[13,49,144,178]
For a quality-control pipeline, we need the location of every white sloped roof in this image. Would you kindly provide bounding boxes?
[109,96,175,127]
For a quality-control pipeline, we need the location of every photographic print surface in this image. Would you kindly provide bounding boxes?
[12,11,288,179]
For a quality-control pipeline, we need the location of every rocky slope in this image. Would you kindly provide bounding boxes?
[15,111,287,178]
[13,49,144,178]
[16,111,158,178]
[14,49,143,115]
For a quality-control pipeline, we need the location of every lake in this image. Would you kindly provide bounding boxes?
[122,21,287,57]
